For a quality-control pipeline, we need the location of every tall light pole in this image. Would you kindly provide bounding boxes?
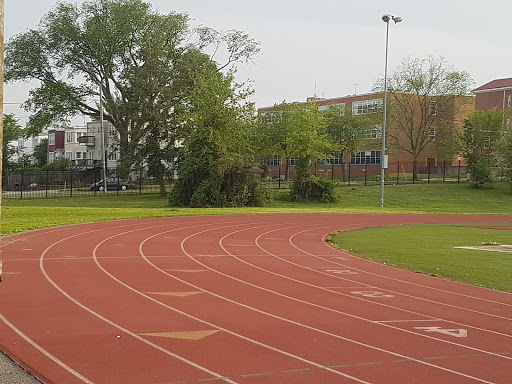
[380,14,402,207]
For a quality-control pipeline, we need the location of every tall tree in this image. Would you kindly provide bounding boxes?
[324,106,377,180]
[5,0,259,176]
[374,55,474,180]
[3,114,24,171]
[169,69,266,207]
[460,108,507,187]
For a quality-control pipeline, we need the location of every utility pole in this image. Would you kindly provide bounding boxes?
[0,0,5,282]
[99,85,107,192]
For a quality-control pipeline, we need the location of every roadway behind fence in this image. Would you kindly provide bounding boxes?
[2,169,174,199]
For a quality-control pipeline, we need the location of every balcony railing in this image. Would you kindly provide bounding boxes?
[78,136,95,146]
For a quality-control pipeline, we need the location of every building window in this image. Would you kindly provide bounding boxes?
[318,103,345,114]
[318,152,343,165]
[352,99,383,115]
[484,136,491,149]
[426,157,436,167]
[367,125,382,139]
[108,151,118,161]
[428,127,436,141]
[49,152,56,163]
[430,101,437,115]
[76,152,82,159]
[262,154,281,166]
[508,95,511,108]
[109,127,117,136]
[261,111,283,124]
[350,150,381,165]
[66,132,74,143]
[65,152,73,160]
[287,158,296,166]
[76,132,84,142]
[49,133,55,145]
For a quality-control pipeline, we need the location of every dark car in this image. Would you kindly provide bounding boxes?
[90,178,130,191]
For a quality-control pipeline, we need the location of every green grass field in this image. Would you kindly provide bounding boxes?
[329,224,512,292]
[2,182,511,291]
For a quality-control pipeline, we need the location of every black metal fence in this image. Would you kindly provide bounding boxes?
[2,169,174,199]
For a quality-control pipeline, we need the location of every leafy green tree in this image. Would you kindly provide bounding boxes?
[324,106,377,180]
[169,69,267,207]
[497,122,512,188]
[374,55,474,180]
[5,0,260,177]
[3,114,24,171]
[459,108,505,187]
[33,138,49,167]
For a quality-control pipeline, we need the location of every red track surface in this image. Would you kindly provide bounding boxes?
[1,213,512,384]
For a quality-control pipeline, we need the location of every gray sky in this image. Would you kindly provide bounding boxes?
[4,0,512,125]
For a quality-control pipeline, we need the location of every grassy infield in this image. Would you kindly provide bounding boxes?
[2,182,512,292]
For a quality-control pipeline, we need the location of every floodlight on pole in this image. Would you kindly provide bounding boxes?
[380,13,402,208]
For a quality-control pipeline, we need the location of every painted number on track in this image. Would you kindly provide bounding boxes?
[326,269,358,275]
[414,326,468,338]
[351,291,395,298]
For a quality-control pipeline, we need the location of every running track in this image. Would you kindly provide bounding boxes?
[1,213,512,384]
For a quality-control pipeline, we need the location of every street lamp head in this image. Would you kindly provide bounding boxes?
[382,14,403,23]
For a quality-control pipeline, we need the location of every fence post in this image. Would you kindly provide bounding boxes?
[70,169,73,197]
[457,159,461,183]
[442,160,446,182]
[364,160,368,186]
[278,165,281,189]
[45,169,49,198]
[139,168,142,194]
[348,162,351,186]
[428,165,431,184]
[413,161,416,184]
[20,170,24,199]
[331,162,334,180]
[396,161,400,184]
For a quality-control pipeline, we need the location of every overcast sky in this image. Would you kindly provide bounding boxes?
[4,0,512,126]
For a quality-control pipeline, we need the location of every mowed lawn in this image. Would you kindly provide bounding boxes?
[2,182,511,291]
[329,224,512,292]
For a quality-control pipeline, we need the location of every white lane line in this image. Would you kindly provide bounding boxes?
[375,320,444,323]
[280,227,512,340]
[164,223,496,383]
[37,221,242,384]
[283,228,512,327]
[137,224,371,383]
[0,313,94,384]
[319,232,512,306]
[292,230,512,322]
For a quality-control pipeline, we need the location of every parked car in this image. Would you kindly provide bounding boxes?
[90,178,130,191]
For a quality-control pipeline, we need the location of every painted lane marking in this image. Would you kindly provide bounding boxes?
[139,330,220,341]
[391,359,416,363]
[90,221,372,384]
[275,228,512,342]
[351,291,395,298]
[356,362,382,366]
[240,372,272,377]
[197,377,231,382]
[165,269,209,273]
[326,269,358,275]
[0,313,95,384]
[375,319,442,323]
[281,368,311,373]
[320,365,348,369]
[414,327,468,338]
[168,225,500,383]
[39,221,242,384]
[424,356,450,360]
[145,292,202,297]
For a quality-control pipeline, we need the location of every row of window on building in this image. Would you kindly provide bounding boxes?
[262,151,382,166]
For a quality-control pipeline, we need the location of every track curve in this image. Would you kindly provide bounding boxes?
[1,214,511,384]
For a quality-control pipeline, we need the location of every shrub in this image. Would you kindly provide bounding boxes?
[291,175,336,202]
